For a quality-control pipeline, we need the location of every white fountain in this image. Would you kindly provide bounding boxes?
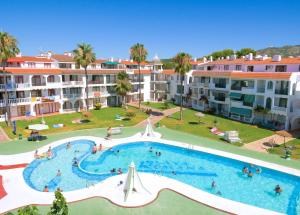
[123,162,151,202]
[141,119,161,138]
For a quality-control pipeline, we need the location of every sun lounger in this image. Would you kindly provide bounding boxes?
[223,131,241,143]
[110,127,122,135]
[210,127,225,136]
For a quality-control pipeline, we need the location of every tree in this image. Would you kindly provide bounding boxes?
[48,190,68,215]
[115,71,132,107]
[130,43,148,109]
[0,32,20,126]
[236,48,256,58]
[73,43,96,111]
[18,206,40,215]
[206,49,234,60]
[173,52,192,120]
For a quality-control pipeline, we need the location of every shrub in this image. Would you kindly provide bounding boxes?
[126,109,136,118]
[94,103,102,110]
[163,101,170,109]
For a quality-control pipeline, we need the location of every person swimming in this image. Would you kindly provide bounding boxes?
[66,142,71,149]
[216,191,222,195]
[98,144,102,151]
[47,147,53,159]
[256,168,262,174]
[73,159,78,167]
[248,171,253,178]
[149,147,153,153]
[117,168,123,174]
[242,166,249,174]
[275,185,282,195]
[110,168,116,173]
[57,169,62,177]
[43,185,49,192]
[158,152,161,156]
[211,180,217,189]
[172,171,176,175]
[92,144,97,154]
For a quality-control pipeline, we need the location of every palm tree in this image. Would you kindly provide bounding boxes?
[0,32,20,126]
[73,43,96,111]
[130,43,148,109]
[115,71,132,107]
[173,52,192,120]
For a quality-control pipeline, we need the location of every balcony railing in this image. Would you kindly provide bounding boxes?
[0,97,31,106]
[63,94,83,99]
[62,81,83,86]
[257,87,265,93]
[273,106,287,112]
[275,89,289,95]
[215,83,226,88]
[32,82,46,87]
[88,80,104,84]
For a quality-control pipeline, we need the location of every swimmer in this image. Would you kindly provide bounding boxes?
[211,180,216,189]
[66,142,71,149]
[92,145,97,154]
[98,144,102,151]
[149,147,153,153]
[117,168,123,174]
[275,185,282,195]
[216,191,222,196]
[73,160,78,167]
[158,152,161,156]
[248,171,253,178]
[110,168,116,173]
[43,186,49,192]
[47,147,53,159]
[57,169,62,177]
[256,168,262,174]
[242,166,248,174]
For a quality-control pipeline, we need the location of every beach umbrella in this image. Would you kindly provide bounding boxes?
[276,130,293,147]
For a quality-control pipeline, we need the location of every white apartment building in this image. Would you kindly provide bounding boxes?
[2,51,300,131]
[0,52,164,121]
[189,54,300,131]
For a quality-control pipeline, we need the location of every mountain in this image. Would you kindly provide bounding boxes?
[257,45,300,57]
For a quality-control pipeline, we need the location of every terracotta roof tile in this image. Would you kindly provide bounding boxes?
[192,70,293,80]
[7,56,53,63]
[51,54,74,62]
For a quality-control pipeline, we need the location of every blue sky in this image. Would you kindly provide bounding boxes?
[1,0,300,59]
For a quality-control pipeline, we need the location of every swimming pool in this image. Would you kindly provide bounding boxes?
[24,140,300,214]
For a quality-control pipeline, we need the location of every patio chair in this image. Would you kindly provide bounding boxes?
[223,131,241,143]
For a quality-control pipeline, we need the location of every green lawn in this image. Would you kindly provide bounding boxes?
[268,138,300,160]
[10,190,225,215]
[1,107,147,139]
[160,109,274,144]
[141,101,177,110]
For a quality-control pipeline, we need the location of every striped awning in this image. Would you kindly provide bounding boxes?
[229,92,242,99]
[230,107,252,118]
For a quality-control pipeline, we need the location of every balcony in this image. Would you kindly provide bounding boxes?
[241,87,255,94]
[63,94,83,99]
[0,97,31,107]
[47,82,61,88]
[215,83,227,89]
[275,88,289,95]
[272,106,287,113]
[257,87,265,93]
[32,82,46,87]
[62,81,83,86]
[88,80,104,85]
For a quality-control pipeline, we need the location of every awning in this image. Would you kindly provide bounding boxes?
[103,61,119,65]
[229,92,242,99]
[243,94,255,103]
[230,107,252,118]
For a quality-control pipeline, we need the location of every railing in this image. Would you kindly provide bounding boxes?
[32,82,46,87]
[63,94,83,99]
[47,82,61,87]
[275,89,289,95]
[215,83,226,88]
[0,98,31,106]
[273,106,287,112]
[62,81,83,86]
[257,87,265,93]
[88,80,104,84]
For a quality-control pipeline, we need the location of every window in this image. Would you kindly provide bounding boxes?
[247,66,254,72]
[44,63,51,68]
[47,75,55,83]
[266,65,273,71]
[31,90,42,97]
[278,98,287,108]
[224,65,229,70]
[267,81,273,90]
[235,65,242,70]
[275,65,286,72]
[15,76,24,84]
[91,64,96,69]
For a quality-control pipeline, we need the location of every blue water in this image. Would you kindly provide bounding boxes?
[24,140,300,214]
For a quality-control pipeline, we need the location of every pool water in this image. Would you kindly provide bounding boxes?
[24,140,300,214]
